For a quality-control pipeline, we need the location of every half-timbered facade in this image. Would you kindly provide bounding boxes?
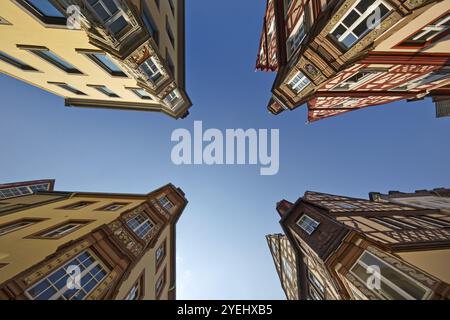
[0,182,187,300]
[271,190,450,300]
[0,0,191,119]
[256,0,450,122]
[266,233,299,300]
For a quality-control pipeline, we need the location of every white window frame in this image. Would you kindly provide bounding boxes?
[140,57,162,83]
[127,214,154,239]
[25,251,108,300]
[411,14,450,42]
[330,0,392,49]
[288,71,311,93]
[0,220,37,236]
[164,89,182,110]
[350,251,431,300]
[40,223,83,238]
[158,196,174,211]
[331,70,380,91]
[297,214,320,235]
[87,0,130,36]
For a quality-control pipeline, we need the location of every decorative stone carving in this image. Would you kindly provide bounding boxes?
[22,240,90,286]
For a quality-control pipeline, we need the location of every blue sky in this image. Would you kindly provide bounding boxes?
[1,0,449,299]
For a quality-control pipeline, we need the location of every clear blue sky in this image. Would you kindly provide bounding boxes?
[0,0,449,300]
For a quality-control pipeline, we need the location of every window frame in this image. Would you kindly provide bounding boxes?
[15,0,67,26]
[329,0,392,50]
[88,85,120,98]
[48,82,87,96]
[395,11,450,48]
[58,201,97,210]
[86,0,131,38]
[25,250,109,300]
[128,87,153,100]
[26,220,92,240]
[0,218,46,237]
[96,202,130,212]
[156,240,167,271]
[83,52,127,77]
[125,271,145,300]
[155,268,167,299]
[158,196,174,211]
[140,57,163,84]
[0,50,38,72]
[350,251,431,300]
[296,214,320,235]
[24,47,82,74]
[126,214,155,239]
[287,71,311,93]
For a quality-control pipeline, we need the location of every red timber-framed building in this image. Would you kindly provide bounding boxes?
[256,0,450,122]
[268,189,450,300]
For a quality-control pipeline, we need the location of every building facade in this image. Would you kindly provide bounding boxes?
[266,233,299,300]
[0,0,191,119]
[256,0,450,122]
[268,190,450,300]
[0,182,188,300]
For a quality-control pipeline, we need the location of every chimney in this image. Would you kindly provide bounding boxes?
[276,200,293,218]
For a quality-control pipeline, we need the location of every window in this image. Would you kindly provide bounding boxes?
[330,0,391,49]
[125,273,144,300]
[50,82,86,96]
[166,16,175,48]
[0,183,50,200]
[90,85,120,98]
[86,0,130,37]
[398,12,450,47]
[60,202,96,210]
[85,53,126,77]
[288,71,311,93]
[0,219,43,236]
[416,216,450,228]
[142,7,159,45]
[98,203,129,212]
[156,241,166,268]
[164,90,182,109]
[127,214,154,239]
[31,221,90,239]
[158,196,174,211]
[155,269,166,298]
[18,0,66,25]
[140,57,162,83]
[350,251,430,300]
[335,202,359,209]
[0,51,37,71]
[29,49,82,74]
[297,214,320,235]
[26,251,108,300]
[332,71,379,91]
[281,257,293,283]
[129,87,152,100]
[308,271,325,295]
[287,16,306,56]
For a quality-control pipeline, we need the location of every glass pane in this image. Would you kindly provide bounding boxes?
[27,0,65,18]
[356,0,376,13]
[103,0,119,15]
[343,10,360,28]
[36,286,57,300]
[93,53,122,73]
[109,16,128,35]
[342,34,358,48]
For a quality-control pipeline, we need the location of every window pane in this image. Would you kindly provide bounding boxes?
[26,0,65,18]
[109,16,128,35]
[93,53,122,73]
[343,10,359,28]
